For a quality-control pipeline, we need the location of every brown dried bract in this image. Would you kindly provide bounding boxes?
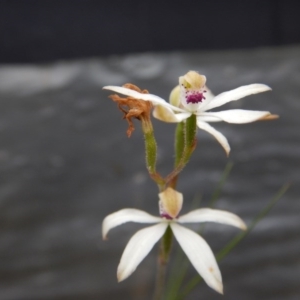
[109,83,153,137]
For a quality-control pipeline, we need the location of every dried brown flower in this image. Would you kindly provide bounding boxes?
[109,83,153,137]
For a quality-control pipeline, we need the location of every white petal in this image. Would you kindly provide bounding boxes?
[202,84,271,111]
[170,223,223,294]
[171,112,192,122]
[102,209,161,239]
[181,99,202,113]
[196,86,215,111]
[196,120,230,156]
[117,223,168,281]
[103,85,185,112]
[202,109,273,124]
[153,105,191,122]
[178,208,247,230]
[197,115,222,122]
[204,86,214,102]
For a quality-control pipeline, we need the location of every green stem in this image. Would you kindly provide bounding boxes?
[185,114,197,151]
[168,122,185,189]
[167,115,197,188]
[143,125,165,189]
[174,122,185,167]
[153,226,173,300]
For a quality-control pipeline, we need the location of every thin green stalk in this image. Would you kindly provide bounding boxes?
[153,226,173,300]
[209,162,234,208]
[165,250,189,300]
[184,114,197,151]
[217,183,290,261]
[143,128,165,189]
[169,122,185,189]
[198,162,234,233]
[167,115,197,187]
[174,122,185,167]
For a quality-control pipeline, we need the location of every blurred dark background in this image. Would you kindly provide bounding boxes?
[0,0,300,63]
[0,1,300,300]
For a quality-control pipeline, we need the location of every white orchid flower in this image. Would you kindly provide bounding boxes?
[103,71,277,155]
[102,187,247,294]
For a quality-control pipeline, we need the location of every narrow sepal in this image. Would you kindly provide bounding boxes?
[201,110,274,124]
[203,84,271,111]
[178,208,247,230]
[117,223,168,281]
[170,223,223,294]
[102,209,161,239]
[103,86,185,112]
[196,120,230,156]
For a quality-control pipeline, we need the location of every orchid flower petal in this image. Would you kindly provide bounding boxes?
[196,120,230,156]
[197,115,223,122]
[102,209,161,239]
[170,223,223,294]
[103,85,185,112]
[203,87,214,102]
[178,208,247,230]
[117,223,168,282]
[203,84,271,111]
[202,109,274,124]
[153,105,191,122]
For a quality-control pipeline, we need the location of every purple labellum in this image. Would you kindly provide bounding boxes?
[186,92,206,104]
[160,213,173,220]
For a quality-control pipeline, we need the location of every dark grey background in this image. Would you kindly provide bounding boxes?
[0,0,300,63]
[0,46,299,299]
[0,1,300,299]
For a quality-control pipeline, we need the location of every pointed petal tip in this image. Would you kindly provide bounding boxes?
[217,284,224,295]
[102,85,120,90]
[210,277,223,294]
[263,84,272,91]
[102,85,132,93]
[253,84,272,92]
[102,224,108,240]
[208,269,224,294]
[197,121,231,156]
[224,143,231,157]
[225,148,230,157]
[241,222,248,231]
[117,264,130,282]
[236,219,247,231]
[259,113,279,121]
[117,271,125,283]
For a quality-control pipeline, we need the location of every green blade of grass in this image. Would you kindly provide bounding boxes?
[198,162,234,234]
[209,162,233,208]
